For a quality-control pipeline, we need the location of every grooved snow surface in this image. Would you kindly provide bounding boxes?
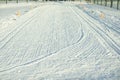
[0,2,120,80]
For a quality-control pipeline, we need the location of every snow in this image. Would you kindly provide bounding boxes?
[75,2,120,54]
[0,2,120,80]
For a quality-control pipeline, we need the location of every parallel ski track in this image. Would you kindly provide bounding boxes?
[70,6,120,55]
[76,5,120,34]
[0,6,84,73]
[0,8,40,49]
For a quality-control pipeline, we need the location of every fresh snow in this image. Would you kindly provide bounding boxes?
[0,2,120,80]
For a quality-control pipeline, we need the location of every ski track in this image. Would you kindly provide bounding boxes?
[71,6,120,54]
[0,2,120,80]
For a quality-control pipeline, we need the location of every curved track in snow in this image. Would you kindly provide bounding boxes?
[0,2,120,80]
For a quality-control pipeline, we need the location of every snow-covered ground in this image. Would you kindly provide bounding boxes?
[75,2,120,54]
[0,2,40,18]
[0,2,120,80]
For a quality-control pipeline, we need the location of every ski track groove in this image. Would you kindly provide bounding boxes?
[0,5,85,73]
[84,4,120,30]
[0,28,84,73]
[77,5,120,34]
[0,10,40,50]
[70,6,120,55]
[0,3,119,80]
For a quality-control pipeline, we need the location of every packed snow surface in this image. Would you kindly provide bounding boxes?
[0,2,120,80]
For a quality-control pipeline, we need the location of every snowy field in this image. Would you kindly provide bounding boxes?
[0,1,120,80]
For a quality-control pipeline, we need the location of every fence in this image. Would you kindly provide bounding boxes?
[91,0,120,10]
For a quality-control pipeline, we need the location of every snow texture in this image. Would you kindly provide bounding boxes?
[0,2,120,80]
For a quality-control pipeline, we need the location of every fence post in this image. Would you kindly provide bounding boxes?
[110,0,113,8]
[117,0,119,9]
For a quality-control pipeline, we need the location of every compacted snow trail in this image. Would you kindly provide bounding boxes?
[0,2,120,80]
